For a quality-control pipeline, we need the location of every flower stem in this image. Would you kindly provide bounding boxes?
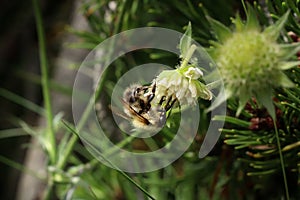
[273,120,290,200]
[32,0,56,164]
[180,44,197,69]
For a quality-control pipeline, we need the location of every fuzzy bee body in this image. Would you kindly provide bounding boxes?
[120,83,174,131]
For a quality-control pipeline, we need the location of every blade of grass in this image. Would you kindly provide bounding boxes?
[32,0,57,199]
[32,0,56,164]
[213,115,251,128]
[0,128,28,139]
[0,88,45,116]
[273,120,290,200]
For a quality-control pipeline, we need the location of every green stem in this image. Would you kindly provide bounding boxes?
[32,0,56,164]
[32,1,57,199]
[179,44,197,69]
[273,121,290,200]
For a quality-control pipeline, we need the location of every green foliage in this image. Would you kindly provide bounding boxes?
[1,0,300,200]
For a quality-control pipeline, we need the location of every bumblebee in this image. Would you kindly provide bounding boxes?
[120,82,176,131]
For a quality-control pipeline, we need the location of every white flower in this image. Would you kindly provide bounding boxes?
[154,66,212,106]
[183,67,203,80]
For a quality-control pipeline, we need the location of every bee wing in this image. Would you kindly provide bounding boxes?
[120,99,151,125]
[109,104,131,120]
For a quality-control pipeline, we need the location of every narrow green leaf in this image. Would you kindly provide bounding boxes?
[280,43,300,59]
[236,144,261,149]
[264,11,290,39]
[0,88,45,116]
[256,89,275,119]
[208,17,232,43]
[232,14,244,32]
[221,129,255,135]
[0,128,28,139]
[213,115,251,128]
[245,2,259,30]
[55,120,80,172]
[225,139,260,145]
[281,101,300,112]
[283,88,300,104]
[209,40,222,48]
[51,113,65,138]
[278,61,300,70]
[130,0,139,17]
[247,169,277,176]
[19,121,40,137]
[282,141,300,152]
[56,130,72,164]
[273,122,290,199]
[32,0,56,164]
[180,22,192,58]
[277,72,295,87]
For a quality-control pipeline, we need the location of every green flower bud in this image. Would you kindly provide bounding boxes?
[209,6,300,117]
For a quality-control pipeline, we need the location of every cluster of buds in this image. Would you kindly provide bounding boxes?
[245,98,283,131]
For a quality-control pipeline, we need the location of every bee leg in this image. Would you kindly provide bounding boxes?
[148,94,155,103]
[158,111,166,127]
[163,98,176,119]
[147,82,156,103]
[168,99,177,111]
[159,96,166,105]
[164,96,177,111]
